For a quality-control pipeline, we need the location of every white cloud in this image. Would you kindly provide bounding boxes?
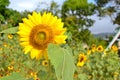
[8,0,41,11]
[8,0,64,11]
[17,3,34,8]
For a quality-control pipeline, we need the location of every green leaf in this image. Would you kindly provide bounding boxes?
[38,70,48,80]
[0,27,18,33]
[48,44,75,80]
[0,72,25,80]
[78,74,88,80]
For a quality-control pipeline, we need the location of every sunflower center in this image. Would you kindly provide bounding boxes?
[29,24,53,50]
[98,47,101,50]
[80,57,84,62]
[36,32,46,41]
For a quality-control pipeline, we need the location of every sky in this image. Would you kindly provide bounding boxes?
[8,0,118,34]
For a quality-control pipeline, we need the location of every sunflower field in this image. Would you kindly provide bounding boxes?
[0,0,120,80]
[0,13,120,80]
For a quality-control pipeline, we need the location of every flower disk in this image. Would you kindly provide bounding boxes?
[17,12,67,60]
[96,45,104,52]
[77,53,87,67]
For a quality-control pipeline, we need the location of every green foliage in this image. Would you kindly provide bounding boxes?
[0,72,24,80]
[114,13,120,25]
[0,14,5,23]
[62,0,89,10]
[0,0,23,27]
[0,33,57,80]
[0,27,18,33]
[62,0,96,46]
[0,0,10,11]
[0,29,120,80]
[5,9,22,26]
[48,44,75,80]
[79,51,120,80]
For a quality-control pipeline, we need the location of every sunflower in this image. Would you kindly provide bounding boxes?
[8,66,14,70]
[91,47,96,53]
[77,53,87,67]
[96,45,104,52]
[111,45,118,52]
[17,12,67,60]
[34,77,40,80]
[87,49,91,55]
[91,44,96,53]
[42,60,49,66]
[91,44,96,48]
[30,72,37,78]
[0,74,3,78]
[8,34,13,39]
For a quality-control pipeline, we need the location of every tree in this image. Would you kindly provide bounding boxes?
[95,0,120,25]
[0,0,22,27]
[61,0,97,45]
[36,1,61,16]
[0,0,10,15]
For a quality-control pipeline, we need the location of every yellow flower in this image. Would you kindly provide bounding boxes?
[96,45,104,52]
[30,72,37,78]
[42,60,49,66]
[91,44,96,53]
[77,61,84,67]
[77,53,86,67]
[0,48,2,50]
[34,77,40,80]
[3,42,7,47]
[6,73,10,76]
[87,49,91,55]
[8,34,13,39]
[17,12,67,60]
[8,66,13,70]
[0,74,3,78]
[91,47,96,53]
[111,45,118,52]
[91,44,96,48]
[113,72,119,77]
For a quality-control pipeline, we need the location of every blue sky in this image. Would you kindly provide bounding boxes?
[8,0,118,34]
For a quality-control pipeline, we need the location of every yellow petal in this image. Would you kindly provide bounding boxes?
[19,37,29,41]
[23,46,33,54]
[42,50,48,59]
[42,12,52,24]
[52,19,63,29]
[36,50,43,60]
[32,12,42,24]
[28,14,38,25]
[22,18,34,28]
[53,28,66,35]
[77,62,84,67]
[17,31,29,37]
[20,42,29,46]
[54,36,67,44]
[49,16,58,27]
[30,48,39,59]
[19,23,31,32]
